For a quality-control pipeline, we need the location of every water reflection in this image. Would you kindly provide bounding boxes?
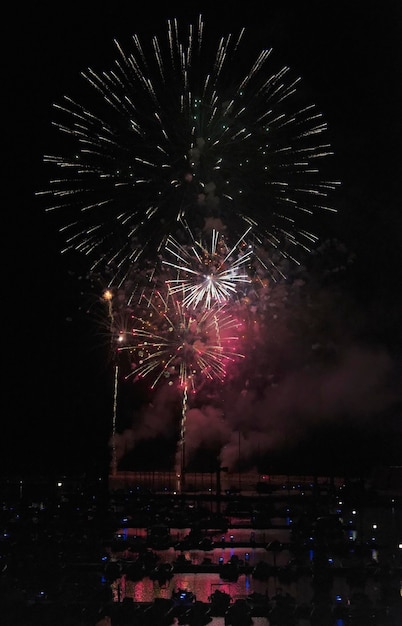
[109,529,386,606]
[106,498,402,621]
[112,567,385,606]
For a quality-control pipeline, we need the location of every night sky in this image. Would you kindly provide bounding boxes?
[5,1,402,479]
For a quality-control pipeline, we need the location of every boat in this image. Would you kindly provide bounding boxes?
[149,561,174,584]
[219,556,240,582]
[252,560,274,581]
[172,588,196,606]
[208,589,232,615]
[224,598,253,625]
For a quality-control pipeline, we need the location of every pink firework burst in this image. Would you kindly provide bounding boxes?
[117,288,245,392]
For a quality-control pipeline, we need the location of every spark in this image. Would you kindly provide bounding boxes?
[162,225,254,309]
[39,14,339,286]
[117,289,244,392]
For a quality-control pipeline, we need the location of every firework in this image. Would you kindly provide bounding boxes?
[117,289,244,393]
[39,15,338,287]
[162,222,256,309]
[40,14,342,482]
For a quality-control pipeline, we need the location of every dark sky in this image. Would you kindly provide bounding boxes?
[4,1,402,479]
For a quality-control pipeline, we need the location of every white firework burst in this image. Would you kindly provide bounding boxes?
[39,14,339,286]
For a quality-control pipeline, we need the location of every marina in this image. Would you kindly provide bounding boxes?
[1,471,401,624]
[100,472,402,623]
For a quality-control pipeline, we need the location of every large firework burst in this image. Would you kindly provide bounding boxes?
[39,14,338,287]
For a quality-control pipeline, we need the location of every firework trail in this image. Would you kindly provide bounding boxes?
[114,287,245,486]
[39,14,338,289]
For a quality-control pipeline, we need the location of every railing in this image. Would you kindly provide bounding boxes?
[108,470,345,493]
